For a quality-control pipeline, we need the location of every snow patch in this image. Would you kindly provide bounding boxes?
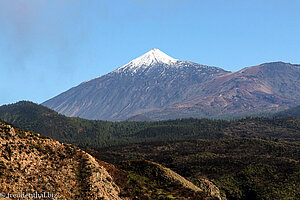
[115,48,178,73]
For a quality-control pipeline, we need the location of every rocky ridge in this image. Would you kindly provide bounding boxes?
[0,121,121,200]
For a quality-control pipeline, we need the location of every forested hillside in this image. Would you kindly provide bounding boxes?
[0,101,299,148]
[89,138,300,200]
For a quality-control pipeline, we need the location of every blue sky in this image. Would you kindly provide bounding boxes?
[0,0,299,106]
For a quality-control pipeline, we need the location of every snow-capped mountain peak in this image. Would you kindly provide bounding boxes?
[116,48,178,72]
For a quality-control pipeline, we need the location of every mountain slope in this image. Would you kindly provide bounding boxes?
[145,62,300,120]
[42,49,228,120]
[43,49,300,120]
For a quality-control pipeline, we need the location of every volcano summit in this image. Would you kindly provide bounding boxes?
[43,49,300,121]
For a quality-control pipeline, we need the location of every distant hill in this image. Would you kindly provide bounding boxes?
[42,49,300,121]
[274,105,300,118]
[0,101,77,140]
[145,62,300,120]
